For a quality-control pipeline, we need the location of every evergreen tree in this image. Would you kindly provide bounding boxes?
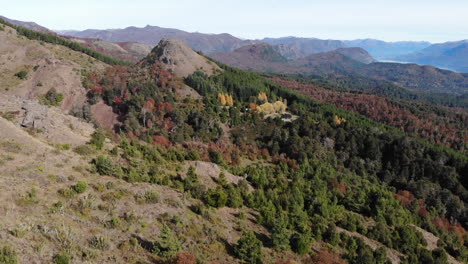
[235,231,262,264]
[153,224,182,259]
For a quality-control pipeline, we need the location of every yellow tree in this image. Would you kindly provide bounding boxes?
[218,93,227,106]
[226,95,234,106]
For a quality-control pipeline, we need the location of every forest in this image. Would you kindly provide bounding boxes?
[82,57,468,263]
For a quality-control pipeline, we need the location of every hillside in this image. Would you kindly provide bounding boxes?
[59,25,245,54]
[0,23,108,111]
[0,15,54,34]
[395,40,468,73]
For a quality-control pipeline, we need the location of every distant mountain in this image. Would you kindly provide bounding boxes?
[334,48,376,64]
[263,37,348,59]
[212,44,376,75]
[59,25,247,54]
[211,43,468,95]
[343,39,431,60]
[211,43,292,72]
[0,15,54,34]
[395,40,468,72]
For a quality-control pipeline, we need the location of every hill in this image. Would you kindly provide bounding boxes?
[395,40,468,72]
[59,25,246,54]
[0,15,55,34]
[0,22,108,111]
[139,38,221,77]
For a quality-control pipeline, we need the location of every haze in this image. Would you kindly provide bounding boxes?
[3,0,468,42]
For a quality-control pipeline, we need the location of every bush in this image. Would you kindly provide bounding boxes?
[53,252,71,264]
[72,181,88,194]
[235,231,262,264]
[144,191,159,204]
[90,129,105,150]
[94,155,116,176]
[73,145,95,155]
[14,71,28,80]
[40,88,64,106]
[0,245,18,264]
[204,187,227,208]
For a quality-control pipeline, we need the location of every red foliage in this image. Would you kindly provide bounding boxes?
[329,178,347,195]
[433,217,467,243]
[153,135,171,148]
[271,77,467,150]
[307,248,347,264]
[168,252,197,264]
[394,190,415,207]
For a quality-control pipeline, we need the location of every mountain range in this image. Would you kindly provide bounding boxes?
[3,15,467,73]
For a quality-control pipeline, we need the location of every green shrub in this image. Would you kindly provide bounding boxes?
[36,82,43,86]
[73,145,95,155]
[90,130,105,150]
[204,187,227,208]
[53,252,71,264]
[94,155,116,176]
[14,71,28,80]
[235,231,262,264]
[40,88,64,106]
[0,245,18,264]
[144,191,159,204]
[72,181,88,194]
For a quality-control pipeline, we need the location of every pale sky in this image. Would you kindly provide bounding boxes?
[2,0,468,42]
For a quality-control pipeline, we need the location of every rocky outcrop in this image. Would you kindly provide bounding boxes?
[21,101,48,129]
[139,38,221,77]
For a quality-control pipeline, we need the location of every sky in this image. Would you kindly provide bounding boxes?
[3,0,468,43]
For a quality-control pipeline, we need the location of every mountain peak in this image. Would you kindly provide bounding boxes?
[140,38,221,77]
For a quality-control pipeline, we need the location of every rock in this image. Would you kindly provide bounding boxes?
[21,100,48,129]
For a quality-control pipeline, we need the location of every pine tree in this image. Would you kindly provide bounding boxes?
[235,231,262,264]
[153,224,182,259]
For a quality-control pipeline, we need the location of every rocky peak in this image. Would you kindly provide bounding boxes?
[140,38,221,77]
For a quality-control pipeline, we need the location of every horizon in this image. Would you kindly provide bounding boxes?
[3,0,468,43]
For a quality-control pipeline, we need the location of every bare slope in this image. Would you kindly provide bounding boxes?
[0,24,107,111]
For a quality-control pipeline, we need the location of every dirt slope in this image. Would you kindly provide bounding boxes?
[0,24,107,111]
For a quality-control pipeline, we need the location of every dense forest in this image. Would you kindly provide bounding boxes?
[269,77,467,151]
[82,57,468,263]
[274,73,468,108]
